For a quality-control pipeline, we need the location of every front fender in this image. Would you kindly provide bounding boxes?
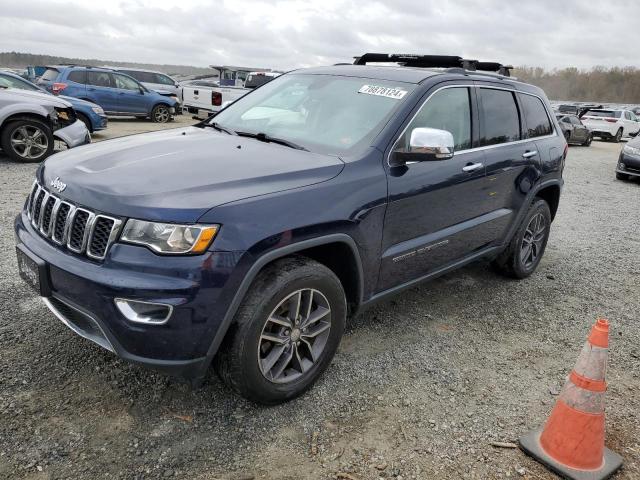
[0,103,52,127]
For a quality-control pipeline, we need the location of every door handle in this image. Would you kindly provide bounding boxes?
[462,162,483,172]
[522,150,538,158]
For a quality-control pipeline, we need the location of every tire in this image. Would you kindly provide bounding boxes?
[214,256,347,405]
[564,131,571,143]
[613,128,623,143]
[492,198,552,279]
[0,118,54,163]
[582,133,592,146]
[616,172,629,181]
[76,112,92,133]
[151,104,171,123]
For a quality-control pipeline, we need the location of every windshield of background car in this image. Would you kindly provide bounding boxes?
[211,74,416,156]
[0,74,39,91]
[585,110,621,118]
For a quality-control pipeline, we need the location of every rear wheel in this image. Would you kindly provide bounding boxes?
[613,128,623,143]
[0,119,54,163]
[214,257,346,404]
[151,104,171,123]
[492,198,551,279]
[616,172,630,181]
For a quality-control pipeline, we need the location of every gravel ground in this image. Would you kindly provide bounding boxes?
[0,121,639,480]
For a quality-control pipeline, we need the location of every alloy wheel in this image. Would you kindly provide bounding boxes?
[520,212,547,269]
[10,126,49,160]
[154,106,170,123]
[258,288,331,384]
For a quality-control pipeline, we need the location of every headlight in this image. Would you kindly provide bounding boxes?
[623,145,640,156]
[91,106,105,115]
[121,219,219,254]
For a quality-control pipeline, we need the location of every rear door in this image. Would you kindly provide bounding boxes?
[474,86,542,241]
[378,84,490,291]
[86,71,119,112]
[112,73,148,114]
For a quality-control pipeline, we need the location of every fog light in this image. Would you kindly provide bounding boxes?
[618,162,625,170]
[114,299,173,325]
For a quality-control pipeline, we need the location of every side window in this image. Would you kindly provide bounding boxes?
[517,93,552,138]
[86,71,113,88]
[569,116,581,126]
[398,87,472,151]
[67,71,86,84]
[114,74,140,91]
[479,89,520,146]
[154,73,175,85]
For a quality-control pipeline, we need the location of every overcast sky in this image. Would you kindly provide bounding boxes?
[0,0,637,70]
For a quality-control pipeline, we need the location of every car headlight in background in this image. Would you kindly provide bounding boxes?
[121,220,219,254]
[91,106,105,115]
[623,145,640,156]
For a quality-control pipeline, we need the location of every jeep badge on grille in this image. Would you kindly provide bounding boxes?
[50,177,67,193]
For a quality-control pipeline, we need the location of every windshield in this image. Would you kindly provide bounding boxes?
[210,74,415,155]
[0,74,40,91]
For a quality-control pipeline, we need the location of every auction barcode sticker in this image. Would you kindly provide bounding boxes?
[358,85,407,99]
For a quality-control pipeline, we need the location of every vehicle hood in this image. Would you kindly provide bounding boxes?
[40,126,344,223]
[152,89,176,96]
[5,88,71,107]
[60,95,99,109]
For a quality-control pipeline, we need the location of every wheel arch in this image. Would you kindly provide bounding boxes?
[197,234,364,382]
[535,182,561,220]
[1,112,52,133]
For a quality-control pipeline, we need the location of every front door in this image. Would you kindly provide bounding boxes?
[378,85,492,292]
[113,73,148,114]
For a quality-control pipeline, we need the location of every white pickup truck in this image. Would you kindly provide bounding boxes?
[182,71,281,119]
[182,83,249,119]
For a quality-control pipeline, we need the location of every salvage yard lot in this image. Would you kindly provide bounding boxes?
[0,120,639,479]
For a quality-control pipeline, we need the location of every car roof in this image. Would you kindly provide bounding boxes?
[296,65,442,84]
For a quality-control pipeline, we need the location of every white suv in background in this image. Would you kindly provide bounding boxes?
[581,108,640,142]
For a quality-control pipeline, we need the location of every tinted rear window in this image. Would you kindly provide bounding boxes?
[245,74,276,89]
[479,88,521,146]
[40,68,59,81]
[518,93,553,138]
[68,71,86,83]
[586,110,621,118]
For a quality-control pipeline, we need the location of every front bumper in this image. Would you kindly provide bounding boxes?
[15,210,246,379]
[54,119,91,148]
[617,151,640,176]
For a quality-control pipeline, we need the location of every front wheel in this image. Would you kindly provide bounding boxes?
[151,104,171,123]
[0,119,54,163]
[214,257,347,404]
[582,133,593,146]
[492,198,552,279]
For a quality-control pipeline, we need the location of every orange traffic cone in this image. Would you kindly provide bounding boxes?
[520,318,623,480]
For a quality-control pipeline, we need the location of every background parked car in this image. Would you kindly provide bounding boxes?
[110,67,182,105]
[581,108,640,142]
[243,71,281,89]
[0,85,89,162]
[555,113,592,146]
[37,66,179,123]
[616,134,640,181]
[0,70,107,133]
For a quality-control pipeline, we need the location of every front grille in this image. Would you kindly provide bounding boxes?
[26,182,122,261]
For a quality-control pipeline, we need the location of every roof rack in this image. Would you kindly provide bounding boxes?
[353,53,513,77]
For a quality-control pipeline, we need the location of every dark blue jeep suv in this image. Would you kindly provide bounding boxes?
[15,54,566,404]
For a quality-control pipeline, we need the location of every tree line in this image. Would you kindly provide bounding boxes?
[513,66,640,103]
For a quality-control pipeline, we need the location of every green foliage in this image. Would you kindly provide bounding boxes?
[514,66,640,103]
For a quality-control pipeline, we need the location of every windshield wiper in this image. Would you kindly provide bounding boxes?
[236,131,309,151]
[203,122,237,135]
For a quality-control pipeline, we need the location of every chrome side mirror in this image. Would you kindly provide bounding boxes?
[390,127,455,167]
[409,127,455,159]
